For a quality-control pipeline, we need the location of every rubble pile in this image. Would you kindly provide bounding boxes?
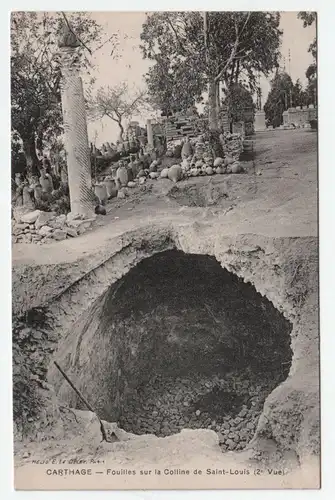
[165,139,183,158]
[12,209,97,245]
[119,371,276,451]
[162,133,244,179]
[219,132,244,161]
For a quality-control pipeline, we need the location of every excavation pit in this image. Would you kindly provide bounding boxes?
[54,250,293,452]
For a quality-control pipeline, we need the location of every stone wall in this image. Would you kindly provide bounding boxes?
[283,106,317,128]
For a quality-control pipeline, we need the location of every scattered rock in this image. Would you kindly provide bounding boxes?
[35,211,56,230]
[117,190,126,199]
[52,229,67,241]
[66,227,78,238]
[15,223,29,230]
[168,165,183,183]
[38,225,53,236]
[21,210,41,224]
[149,161,158,172]
[66,212,83,222]
[214,157,224,167]
[231,163,242,174]
[215,166,225,175]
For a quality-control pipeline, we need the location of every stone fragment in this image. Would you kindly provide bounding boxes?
[66,227,78,238]
[67,219,94,229]
[38,225,53,236]
[15,223,29,230]
[21,210,41,224]
[225,438,235,449]
[49,214,67,229]
[67,212,83,222]
[52,229,67,241]
[117,190,126,199]
[35,211,56,230]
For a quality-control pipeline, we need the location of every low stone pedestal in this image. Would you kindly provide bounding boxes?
[254,111,266,132]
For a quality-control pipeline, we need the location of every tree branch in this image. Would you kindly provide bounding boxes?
[61,11,92,55]
[165,13,189,58]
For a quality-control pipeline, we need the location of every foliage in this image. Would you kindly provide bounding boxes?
[264,71,294,128]
[264,72,315,128]
[87,82,148,140]
[145,55,205,115]
[297,12,317,29]
[140,11,282,122]
[222,84,255,124]
[11,11,117,175]
[298,12,317,104]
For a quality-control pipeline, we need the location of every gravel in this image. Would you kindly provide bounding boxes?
[118,371,276,451]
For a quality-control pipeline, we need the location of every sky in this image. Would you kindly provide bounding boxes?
[85,12,316,146]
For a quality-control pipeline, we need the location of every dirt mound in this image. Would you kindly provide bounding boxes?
[168,180,229,207]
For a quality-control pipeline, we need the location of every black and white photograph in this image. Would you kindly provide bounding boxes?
[10,9,320,490]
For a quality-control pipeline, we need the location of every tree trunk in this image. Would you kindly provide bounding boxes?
[235,61,240,85]
[208,79,219,131]
[59,45,94,217]
[22,134,40,178]
[118,122,124,141]
[216,81,220,113]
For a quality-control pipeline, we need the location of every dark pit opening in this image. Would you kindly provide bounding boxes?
[55,250,293,452]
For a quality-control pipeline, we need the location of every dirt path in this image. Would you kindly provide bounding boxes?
[12,129,317,267]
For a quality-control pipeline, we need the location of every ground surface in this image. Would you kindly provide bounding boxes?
[12,129,320,487]
[13,129,317,266]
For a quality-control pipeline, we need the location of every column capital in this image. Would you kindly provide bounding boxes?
[59,46,81,77]
[58,20,81,76]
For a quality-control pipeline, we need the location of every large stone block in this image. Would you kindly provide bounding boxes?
[254,111,266,131]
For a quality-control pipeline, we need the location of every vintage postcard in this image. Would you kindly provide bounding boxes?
[11,10,319,490]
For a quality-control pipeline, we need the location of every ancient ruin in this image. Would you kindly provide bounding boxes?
[11,10,319,491]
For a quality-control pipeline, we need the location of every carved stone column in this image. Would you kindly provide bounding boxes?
[58,24,94,216]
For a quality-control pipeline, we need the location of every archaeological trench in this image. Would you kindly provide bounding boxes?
[12,185,319,471]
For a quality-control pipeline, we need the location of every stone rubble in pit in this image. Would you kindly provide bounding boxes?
[118,370,276,452]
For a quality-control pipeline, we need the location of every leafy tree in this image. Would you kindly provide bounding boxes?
[87,82,148,141]
[145,55,205,116]
[298,12,317,105]
[140,12,282,130]
[222,83,255,125]
[11,12,117,177]
[264,71,294,128]
[291,79,303,107]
